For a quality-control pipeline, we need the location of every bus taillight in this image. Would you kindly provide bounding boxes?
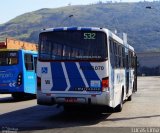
[17,73,22,86]
[37,77,41,90]
[102,77,109,91]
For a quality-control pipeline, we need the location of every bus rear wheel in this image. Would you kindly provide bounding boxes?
[127,95,132,101]
[114,90,124,112]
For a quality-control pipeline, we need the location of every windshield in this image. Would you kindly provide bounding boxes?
[39,31,107,61]
[0,51,18,66]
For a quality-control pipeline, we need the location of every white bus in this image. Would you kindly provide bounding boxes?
[37,27,137,112]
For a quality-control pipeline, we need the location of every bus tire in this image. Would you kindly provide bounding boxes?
[114,89,124,112]
[127,95,132,101]
[12,93,24,100]
[132,83,136,93]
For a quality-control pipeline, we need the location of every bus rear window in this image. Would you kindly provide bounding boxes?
[0,51,18,66]
[39,31,107,61]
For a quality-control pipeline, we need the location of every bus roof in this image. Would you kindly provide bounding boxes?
[42,27,102,32]
[41,26,135,52]
[0,49,38,54]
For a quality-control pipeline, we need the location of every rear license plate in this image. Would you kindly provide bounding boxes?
[65,97,77,103]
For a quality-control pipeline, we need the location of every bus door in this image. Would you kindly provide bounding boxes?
[24,54,36,94]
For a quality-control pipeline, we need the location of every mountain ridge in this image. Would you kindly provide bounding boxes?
[0,1,160,52]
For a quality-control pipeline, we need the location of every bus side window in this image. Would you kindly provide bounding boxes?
[109,39,112,53]
[131,52,135,68]
[113,42,117,68]
[116,43,119,68]
[25,54,34,71]
[34,57,37,73]
[128,50,133,68]
[109,39,114,67]
[119,45,123,68]
[129,51,132,68]
[122,47,125,68]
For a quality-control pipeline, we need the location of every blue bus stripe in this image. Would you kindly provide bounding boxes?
[65,62,85,91]
[51,63,67,91]
[67,27,78,31]
[79,62,101,88]
[52,27,92,31]
[81,28,92,31]
[53,28,64,31]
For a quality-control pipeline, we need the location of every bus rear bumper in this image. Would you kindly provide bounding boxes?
[37,90,55,106]
[37,91,113,107]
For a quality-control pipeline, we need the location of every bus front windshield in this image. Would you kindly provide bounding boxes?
[39,30,107,61]
[0,51,18,66]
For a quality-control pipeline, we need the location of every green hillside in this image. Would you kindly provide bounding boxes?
[0,1,160,52]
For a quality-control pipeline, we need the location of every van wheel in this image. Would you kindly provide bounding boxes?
[114,91,123,112]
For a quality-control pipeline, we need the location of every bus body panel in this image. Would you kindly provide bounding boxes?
[40,61,108,93]
[0,66,24,93]
[0,49,37,95]
[0,50,24,93]
[22,50,37,94]
[24,71,36,94]
[113,69,125,107]
[37,61,112,106]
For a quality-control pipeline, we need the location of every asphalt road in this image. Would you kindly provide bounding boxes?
[0,77,160,133]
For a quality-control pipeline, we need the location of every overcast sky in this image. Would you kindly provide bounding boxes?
[0,0,153,24]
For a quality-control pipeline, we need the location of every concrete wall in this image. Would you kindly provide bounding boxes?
[6,38,38,51]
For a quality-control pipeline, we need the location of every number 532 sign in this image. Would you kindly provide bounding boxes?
[84,33,96,40]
